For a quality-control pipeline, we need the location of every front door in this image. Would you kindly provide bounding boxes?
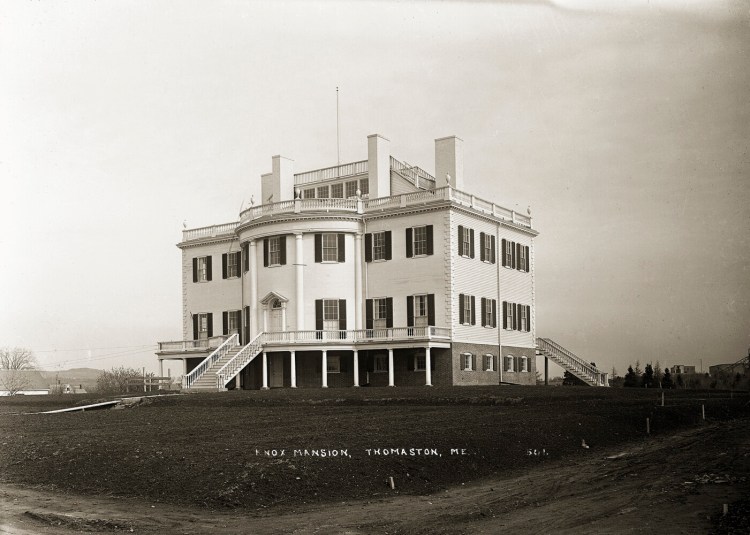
[269,354,284,387]
[270,299,284,332]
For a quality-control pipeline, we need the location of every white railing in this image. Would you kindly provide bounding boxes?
[390,157,436,190]
[239,197,359,222]
[158,335,230,352]
[183,334,239,388]
[182,222,239,242]
[536,338,608,386]
[262,326,451,344]
[294,160,368,186]
[216,333,265,387]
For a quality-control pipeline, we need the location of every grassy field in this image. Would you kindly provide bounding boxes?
[1,386,748,513]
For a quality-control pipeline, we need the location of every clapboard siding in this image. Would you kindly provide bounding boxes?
[389,170,421,196]
[450,210,499,345]
[497,225,534,348]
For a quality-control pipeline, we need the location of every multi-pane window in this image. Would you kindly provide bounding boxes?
[198,313,209,339]
[462,228,471,256]
[519,306,528,332]
[481,232,495,263]
[521,356,529,372]
[373,298,388,329]
[505,302,515,331]
[519,246,527,270]
[304,188,316,199]
[463,295,472,325]
[413,226,427,256]
[373,232,386,261]
[317,185,330,199]
[484,355,495,372]
[225,310,241,335]
[505,356,515,372]
[502,239,530,272]
[481,298,497,328]
[331,183,344,198]
[197,256,210,282]
[415,354,426,371]
[327,355,341,373]
[359,178,369,195]
[461,353,474,371]
[374,354,388,372]
[414,294,428,327]
[227,252,239,278]
[345,180,358,198]
[504,241,514,267]
[322,234,338,262]
[268,237,281,266]
[323,299,339,331]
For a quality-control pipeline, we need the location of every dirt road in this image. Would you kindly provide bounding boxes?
[1,418,747,534]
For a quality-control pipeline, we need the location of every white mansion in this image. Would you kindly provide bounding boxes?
[157,134,608,389]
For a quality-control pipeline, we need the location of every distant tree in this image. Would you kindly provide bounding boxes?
[95,366,145,395]
[642,363,654,388]
[676,374,684,388]
[0,347,38,395]
[653,361,663,388]
[623,365,639,387]
[662,368,674,389]
[634,360,642,377]
[562,370,587,386]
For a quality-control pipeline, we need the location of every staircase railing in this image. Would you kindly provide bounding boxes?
[183,334,239,388]
[536,337,607,386]
[215,333,265,387]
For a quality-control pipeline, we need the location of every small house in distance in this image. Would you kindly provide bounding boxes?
[0,370,50,396]
[670,364,697,375]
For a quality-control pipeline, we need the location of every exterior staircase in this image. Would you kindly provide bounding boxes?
[216,333,264,387]
[536,337,609,387]
[183,334,242,391]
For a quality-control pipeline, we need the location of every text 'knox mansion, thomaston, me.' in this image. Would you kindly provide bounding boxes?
[156,134,546,391]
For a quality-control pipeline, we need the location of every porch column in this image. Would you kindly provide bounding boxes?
[158,359,164,378]
[425,347,432,386]
[183,358,188,376]
[544,356,548,386]
[354,233,363,330]
[353,350,360,387]
[261,352,269,389]
[281,306,287,332]
[290,351,297,388]
[388,349,395,387]
[322,350,328,388]
[295,233,304,330]
[249,240,259,337]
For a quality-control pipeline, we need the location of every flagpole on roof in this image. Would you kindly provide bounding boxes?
[336,86,340,166]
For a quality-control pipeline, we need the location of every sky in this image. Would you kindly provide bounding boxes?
[1,0,748,376]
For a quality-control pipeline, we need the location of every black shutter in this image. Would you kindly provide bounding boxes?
[471,295,476,325]
[244,306,250,343]
[514,303,521,330]
[337,234,345,263]
[366,299,373,329]
[206,313,213,338]
[501,239,507,267]
[243,243,249,272]
[469,229,475,259]
[515,356,521,373]
[471,354,476,371]
[406,228,413,258]
[222,311,228,335]
[407,296,414,327]
[192,258,198,282]
[503,301,508,329]
[206,256,212,281]
[314,234,322,263]
[222,254,228,279]
[192,314,198,339]
[526,305,531,332]
[426,225,433,255]
[480,233,485,261]
[385,231,392,260]
[513,242,519,270]
[481,298,486,327]
[458,225,464,256]
[280,236,287,265]
[427,294,435,326]
[525,246,530,272]
[459,294,465,324]
[492,300,497,328]
[315,300,323,330]
[386,297,393,328]
[365,233,372,263]
[263,238,269,267]
[339,300,347,330]
[491,236,496,264]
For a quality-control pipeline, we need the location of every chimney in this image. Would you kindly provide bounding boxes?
[435,136,464,190]
[367,134,390,199]
[261,155,295,204]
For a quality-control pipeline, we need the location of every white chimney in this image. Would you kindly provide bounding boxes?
[435,136,464,190]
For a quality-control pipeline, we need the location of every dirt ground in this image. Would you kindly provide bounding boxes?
[1,387,748,534]
[0,418,748,534]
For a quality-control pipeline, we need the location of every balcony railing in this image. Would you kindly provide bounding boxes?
[157,335,231,353]
[294,160,368,186]
[182,222,239,242]
[390,156,436,190]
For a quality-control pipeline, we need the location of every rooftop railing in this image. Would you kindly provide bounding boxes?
[390,156,436,190]
[294,160,368,186]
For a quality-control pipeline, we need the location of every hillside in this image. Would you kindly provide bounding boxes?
[38,368,101,390]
